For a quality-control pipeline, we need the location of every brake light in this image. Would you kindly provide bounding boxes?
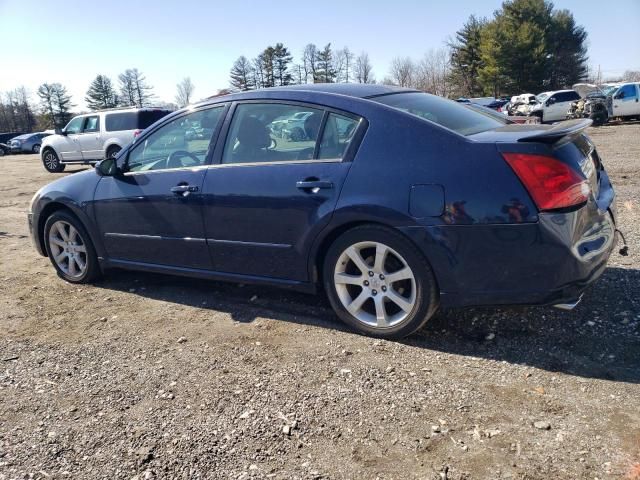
[502,153,590,211]
[133,129,143,137]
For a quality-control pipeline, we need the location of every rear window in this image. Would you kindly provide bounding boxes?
[105,110,170,132]
[372,92,504,136]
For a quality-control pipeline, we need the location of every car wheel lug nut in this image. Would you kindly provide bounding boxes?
[368,271,374,277]
[379,274,385,280]
[382,286,387,292]
[372,290,377,296]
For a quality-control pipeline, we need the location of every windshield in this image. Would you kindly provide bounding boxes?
[536,93,550,103]
[372,92,504,136]
[600,85,618,96]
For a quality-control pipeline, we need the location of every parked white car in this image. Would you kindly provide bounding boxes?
[608,82,640,119]
[40,107,171,172]
[528,89,581,123]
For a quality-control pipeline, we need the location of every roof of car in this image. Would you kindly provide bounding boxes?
[218,83,417,101]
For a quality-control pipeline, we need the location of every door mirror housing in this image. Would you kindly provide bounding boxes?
[614,91,624,100]
[95,157,120,177]
[55,128,67,136]
[546,97,556,106]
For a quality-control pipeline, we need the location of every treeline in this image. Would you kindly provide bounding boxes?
[228,0,593,98]
[230,43,374,91]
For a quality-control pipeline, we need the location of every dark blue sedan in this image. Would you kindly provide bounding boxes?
[28,84,618,338]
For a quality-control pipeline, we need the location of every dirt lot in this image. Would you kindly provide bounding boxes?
[1,123,639,480]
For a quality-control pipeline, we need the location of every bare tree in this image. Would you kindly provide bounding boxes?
[175,77,195,107]
[334,47,355,83]
[389,57,415,87]
[303,44,319,83]
[118,68,154,107]
[415,48,454,96]
[354,52,375,84]
[622,70,640,82]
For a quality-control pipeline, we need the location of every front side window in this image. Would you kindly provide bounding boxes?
[65,117,84,134]
[373,92,503,136]
[222,103,324,164]
[83,115,100,133]
[126,107,224,172]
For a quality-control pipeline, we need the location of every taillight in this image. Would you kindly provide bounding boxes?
[502,153,590,211]
[133,129,143,137]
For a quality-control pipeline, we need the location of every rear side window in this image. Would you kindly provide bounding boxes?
[618,84,637,99]
[105,112,137,132]
[105,110,170,132]
[83,115,100,133]
[318,113,360,160]
[373,92,503,136]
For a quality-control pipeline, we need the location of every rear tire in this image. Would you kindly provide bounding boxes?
[323,225,439,338]
[32,144,41,154]
[44,210,100,283]
[42,149,65,173]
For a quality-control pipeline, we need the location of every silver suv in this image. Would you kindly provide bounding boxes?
[40,107,171,172]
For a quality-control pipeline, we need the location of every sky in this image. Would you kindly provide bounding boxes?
[1,0,639,110]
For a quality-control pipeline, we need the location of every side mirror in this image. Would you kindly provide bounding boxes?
[95,157,120,177]
[546,98,556,106]
[55,128,67,136]
[614,92,624,100]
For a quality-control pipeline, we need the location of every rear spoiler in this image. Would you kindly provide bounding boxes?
[517,119,593,144]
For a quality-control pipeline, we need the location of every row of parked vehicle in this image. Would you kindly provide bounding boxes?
[458,81,640,126]
[0,132,52,156]
[500,82,640,125]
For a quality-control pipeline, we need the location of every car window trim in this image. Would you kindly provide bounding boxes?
[211,99,367,167]
[121,103,229,174]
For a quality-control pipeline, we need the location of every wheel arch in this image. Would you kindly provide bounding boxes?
[310,219,441,294]
[37,201,104,260]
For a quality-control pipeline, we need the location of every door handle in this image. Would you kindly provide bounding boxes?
[171,184,199,196]
[296,180,333,190]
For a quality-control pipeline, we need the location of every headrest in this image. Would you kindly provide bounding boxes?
[304,113,322,140]
[237,116,271,149]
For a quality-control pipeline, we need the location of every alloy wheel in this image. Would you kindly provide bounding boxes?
[48,220,88,279]
[333,241,416,328]
[33,144,40,154]
[44,151,58,170]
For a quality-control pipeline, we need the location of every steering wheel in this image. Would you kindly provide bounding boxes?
[167,150,200,169]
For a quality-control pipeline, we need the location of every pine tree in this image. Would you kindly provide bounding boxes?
[230,56,255,91]
[449,15,486,97]
[547,9,588,89]
[273,43,293,86]
[315,44,337,83]
[85,75,118,111]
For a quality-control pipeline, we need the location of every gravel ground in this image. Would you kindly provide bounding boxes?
[1,122,639,480]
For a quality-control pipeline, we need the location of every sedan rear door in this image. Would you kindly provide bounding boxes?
[201,102,364,282]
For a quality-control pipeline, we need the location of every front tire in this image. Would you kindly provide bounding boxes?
[323,225,438,338]
[42,149,65,173]
[44,211,100,283]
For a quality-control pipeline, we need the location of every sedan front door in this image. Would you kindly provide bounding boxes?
[201,102,364,282]
[93,106,226,269]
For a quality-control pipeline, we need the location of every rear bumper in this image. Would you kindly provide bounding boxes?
[400,177,616,309]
